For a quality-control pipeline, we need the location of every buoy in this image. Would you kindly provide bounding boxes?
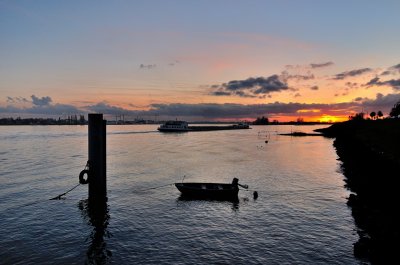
[253,191,258,200]
[79,169,90,184]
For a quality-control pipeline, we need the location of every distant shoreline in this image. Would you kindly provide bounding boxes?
[0,117,333,126]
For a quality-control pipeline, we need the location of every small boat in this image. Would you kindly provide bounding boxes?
[175,178,248,199]
[232,122,250,129]
[158,120,190,132]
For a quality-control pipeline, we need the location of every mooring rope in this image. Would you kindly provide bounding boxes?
[49,183,81,200]
[2,183,82,212]
[133,183,175,193]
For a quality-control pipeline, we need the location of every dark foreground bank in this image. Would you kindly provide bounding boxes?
[316,120,400,264]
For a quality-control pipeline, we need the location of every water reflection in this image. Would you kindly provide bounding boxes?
[78,199,112,264]
[177,195,240,211]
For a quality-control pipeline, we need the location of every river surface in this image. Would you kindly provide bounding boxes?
[0,125,362,264]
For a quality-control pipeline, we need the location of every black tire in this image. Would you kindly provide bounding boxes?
[79,169,90,184]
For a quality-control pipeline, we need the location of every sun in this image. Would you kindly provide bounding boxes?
[317,115,346,123]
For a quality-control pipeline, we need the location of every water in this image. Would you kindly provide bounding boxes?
[0,125,361,264]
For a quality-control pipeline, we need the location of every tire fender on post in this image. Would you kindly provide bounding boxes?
[79,169,90,184]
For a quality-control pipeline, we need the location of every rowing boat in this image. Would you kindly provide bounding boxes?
[175,178,247,199]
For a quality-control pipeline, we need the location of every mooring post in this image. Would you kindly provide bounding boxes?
[88,113,107,204]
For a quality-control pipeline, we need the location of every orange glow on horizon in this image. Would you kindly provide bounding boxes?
[312,115,348,123]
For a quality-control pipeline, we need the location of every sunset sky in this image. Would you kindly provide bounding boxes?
[1,0,400,122]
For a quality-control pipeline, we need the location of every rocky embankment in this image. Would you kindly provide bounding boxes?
[316,120,400,264]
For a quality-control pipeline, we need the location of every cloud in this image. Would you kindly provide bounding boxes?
[333,68,372,80]
[380,70,392,76]
[310,85,319,90]
[29,104,82,114]
[168,60,180,66]
[310,62,334,69]
[384,79,400,89]
[345,82,359,89]
[139,64,157,69]
[380,63,400,76]
[365,77,380,86]
[388,63,400,72]
[1,95,81,115]
[365,77,400,90]
[3,93,400,120]
[144,101,365,119]
[6,96,29,103]
[361,93,400,111]
[31,95,52,106]
[285,61,333,70]
[0,103,81,115]
[85,102,138,115]
[280,71,314,81]
[210,74,289,98]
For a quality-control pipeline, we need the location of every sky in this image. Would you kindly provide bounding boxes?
[1,0,400,122]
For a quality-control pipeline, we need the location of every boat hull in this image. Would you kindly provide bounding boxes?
[175,182,239,199]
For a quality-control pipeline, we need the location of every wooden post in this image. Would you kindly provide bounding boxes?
[88,113,107,204]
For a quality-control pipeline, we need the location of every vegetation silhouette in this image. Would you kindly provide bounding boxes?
[316,119,400,264]
[389,100,400,118]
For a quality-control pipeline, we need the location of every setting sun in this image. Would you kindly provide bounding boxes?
[317,115,347,123]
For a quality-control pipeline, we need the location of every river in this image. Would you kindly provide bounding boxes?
[0,124,361,264]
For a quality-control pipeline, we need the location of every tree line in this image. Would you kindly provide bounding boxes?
[350,99,400,120]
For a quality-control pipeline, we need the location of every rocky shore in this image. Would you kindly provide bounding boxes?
[316,120,400,264]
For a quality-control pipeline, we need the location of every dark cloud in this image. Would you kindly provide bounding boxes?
[233,91,257,98]
[281,71,314,81]
[285,62,333,70]
[0,105,21,113]
[345,82,359,89]
[31,95,52,106]
[380,63,400,76]
[380,70,392,76]
[3,93,399,120]
[284,64,302,70]
[365,77,400,90]
[30,104,81,114]
[212,91,232,96]
[361,93,400,112]
[168,60,180,66]
[384,79,400,89]
[6,96,29,103]
[365,77,380,86]
[0,103,81,115]
[1,95,80,115]
[85,102,138,115]
[140,64,157,69]
[310,62,334,68]
[144,101,364,119]
[333,68,372,80]
[393,63,400,69]
[211,75,289,98]
[310,85,319,90]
